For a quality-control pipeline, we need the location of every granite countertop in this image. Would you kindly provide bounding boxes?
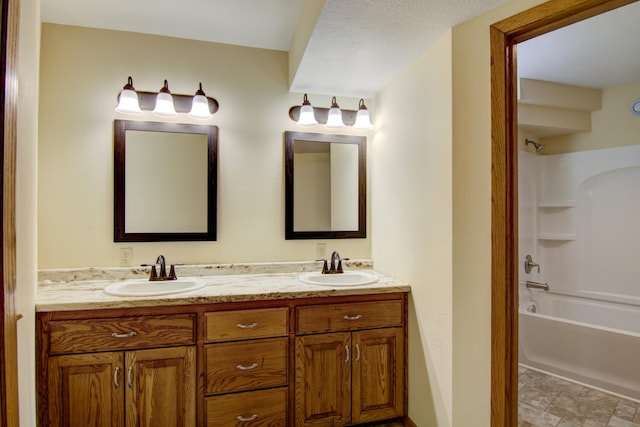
[36,261,410,312]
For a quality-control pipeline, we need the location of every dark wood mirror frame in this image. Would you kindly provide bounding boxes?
[114,120,218,242]
[285,131,366,240]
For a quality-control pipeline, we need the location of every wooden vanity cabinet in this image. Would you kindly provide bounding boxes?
[38,292,408,427]
[295,300,405,426]
[203,307,289,426]
[39,313,196,427]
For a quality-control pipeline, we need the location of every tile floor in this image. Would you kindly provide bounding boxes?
[519,366,640,427]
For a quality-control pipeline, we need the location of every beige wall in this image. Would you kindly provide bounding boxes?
[372,31,453,426]
[38,24,371,268]
[451,0,546,425]
[16,0,40,425]
[542,81,640,154]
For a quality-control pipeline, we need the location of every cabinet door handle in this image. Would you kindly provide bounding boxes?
[113,367,120,389]
[343,314,362,321]
[345,345,350,364]
[236,322,258,329]
[236,363,259,371]
[355,344,361,363]
[236,414,258,422]
[111,331,138,338]
[127,366,133,388]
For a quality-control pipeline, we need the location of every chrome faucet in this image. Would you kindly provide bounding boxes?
[524,255,540,274]
[526,280,549,291]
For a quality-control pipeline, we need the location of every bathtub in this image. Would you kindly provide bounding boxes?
[519,291,640,400]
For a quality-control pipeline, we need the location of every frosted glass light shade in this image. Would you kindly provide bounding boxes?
[115,89,143,114]
[153,92,177,116]
[188,94,213,119]
[325,106,344,127]
[325,96,345,128]
[297,104,318,125]
[353,108,373,129]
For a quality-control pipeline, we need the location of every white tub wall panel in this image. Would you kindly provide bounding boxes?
[538,145,640,204]
[518,149,539,301]
[578,167,640,304]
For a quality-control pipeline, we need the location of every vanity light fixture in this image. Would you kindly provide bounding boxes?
[115,77,143,115]
[115,76,219,119]
[288,93,373,130]
[325,97,345,128]
[152,80,177,117]
[353,99,373,130]
[188,83,213,119]
[297,94,318,125]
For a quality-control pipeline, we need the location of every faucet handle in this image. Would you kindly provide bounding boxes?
[336,257,350,273]
[315,259,329,274]
[141,264,158,281]
[167,263,183,280]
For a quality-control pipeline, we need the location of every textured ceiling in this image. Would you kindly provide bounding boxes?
[41,0,640,97]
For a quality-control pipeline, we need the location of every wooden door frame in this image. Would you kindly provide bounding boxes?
[489,0,638,425]
[0,0,20,424]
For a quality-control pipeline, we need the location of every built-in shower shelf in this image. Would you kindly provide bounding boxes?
[538,200,576,208]
[537,233,576,241]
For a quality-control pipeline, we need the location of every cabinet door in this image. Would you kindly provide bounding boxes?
[48,352,124,427]
[352,328,405,424]
[295,333,351,426]
[125,346,196,427]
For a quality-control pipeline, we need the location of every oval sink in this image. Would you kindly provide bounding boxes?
[104,278,206,297]
[299,271,379,287]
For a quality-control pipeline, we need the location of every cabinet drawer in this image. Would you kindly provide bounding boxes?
[206,387,287,427]
[205,337,288,394]
[48,314,195,354]
[205,307,288,342]
[296,300,403,334]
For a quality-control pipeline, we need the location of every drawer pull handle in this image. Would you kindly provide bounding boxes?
[343,314,362,321]
[345,345,350,364]
[114,367,120,388]
[236,322,258,329]
[355,343,361,363]
[236,363,259,371]
[111,331,138,338]
[127,366,133,388]
[236,414,258,422]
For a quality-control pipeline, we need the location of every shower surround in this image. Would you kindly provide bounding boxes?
[518,144,640,401]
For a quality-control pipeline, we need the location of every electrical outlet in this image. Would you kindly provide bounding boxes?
[120,247,133,266]
[316,243,327,260]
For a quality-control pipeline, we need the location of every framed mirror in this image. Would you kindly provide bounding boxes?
[114,120,218,242]
[285,131,366,239]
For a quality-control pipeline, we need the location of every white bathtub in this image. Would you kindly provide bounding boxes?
[519,291,640,400]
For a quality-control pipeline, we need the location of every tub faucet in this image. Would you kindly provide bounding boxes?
[524,255,540,274]
[526,280,549,291]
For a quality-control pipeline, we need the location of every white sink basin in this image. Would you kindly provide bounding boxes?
[299,271,379,287]
[104,278,206,297]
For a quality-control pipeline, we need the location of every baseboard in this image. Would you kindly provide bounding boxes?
[403,416,417,427]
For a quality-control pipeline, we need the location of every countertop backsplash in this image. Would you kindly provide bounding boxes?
[38,259,374,285]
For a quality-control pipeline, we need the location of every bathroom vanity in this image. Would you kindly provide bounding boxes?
[35,266,411,426]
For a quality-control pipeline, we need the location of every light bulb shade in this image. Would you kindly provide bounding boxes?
[115,89,143,114]
[325,107,345,127]
[153,91,177,116]
[297,104,318,125]
[188,94,213,119]
[353,108,373,129]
